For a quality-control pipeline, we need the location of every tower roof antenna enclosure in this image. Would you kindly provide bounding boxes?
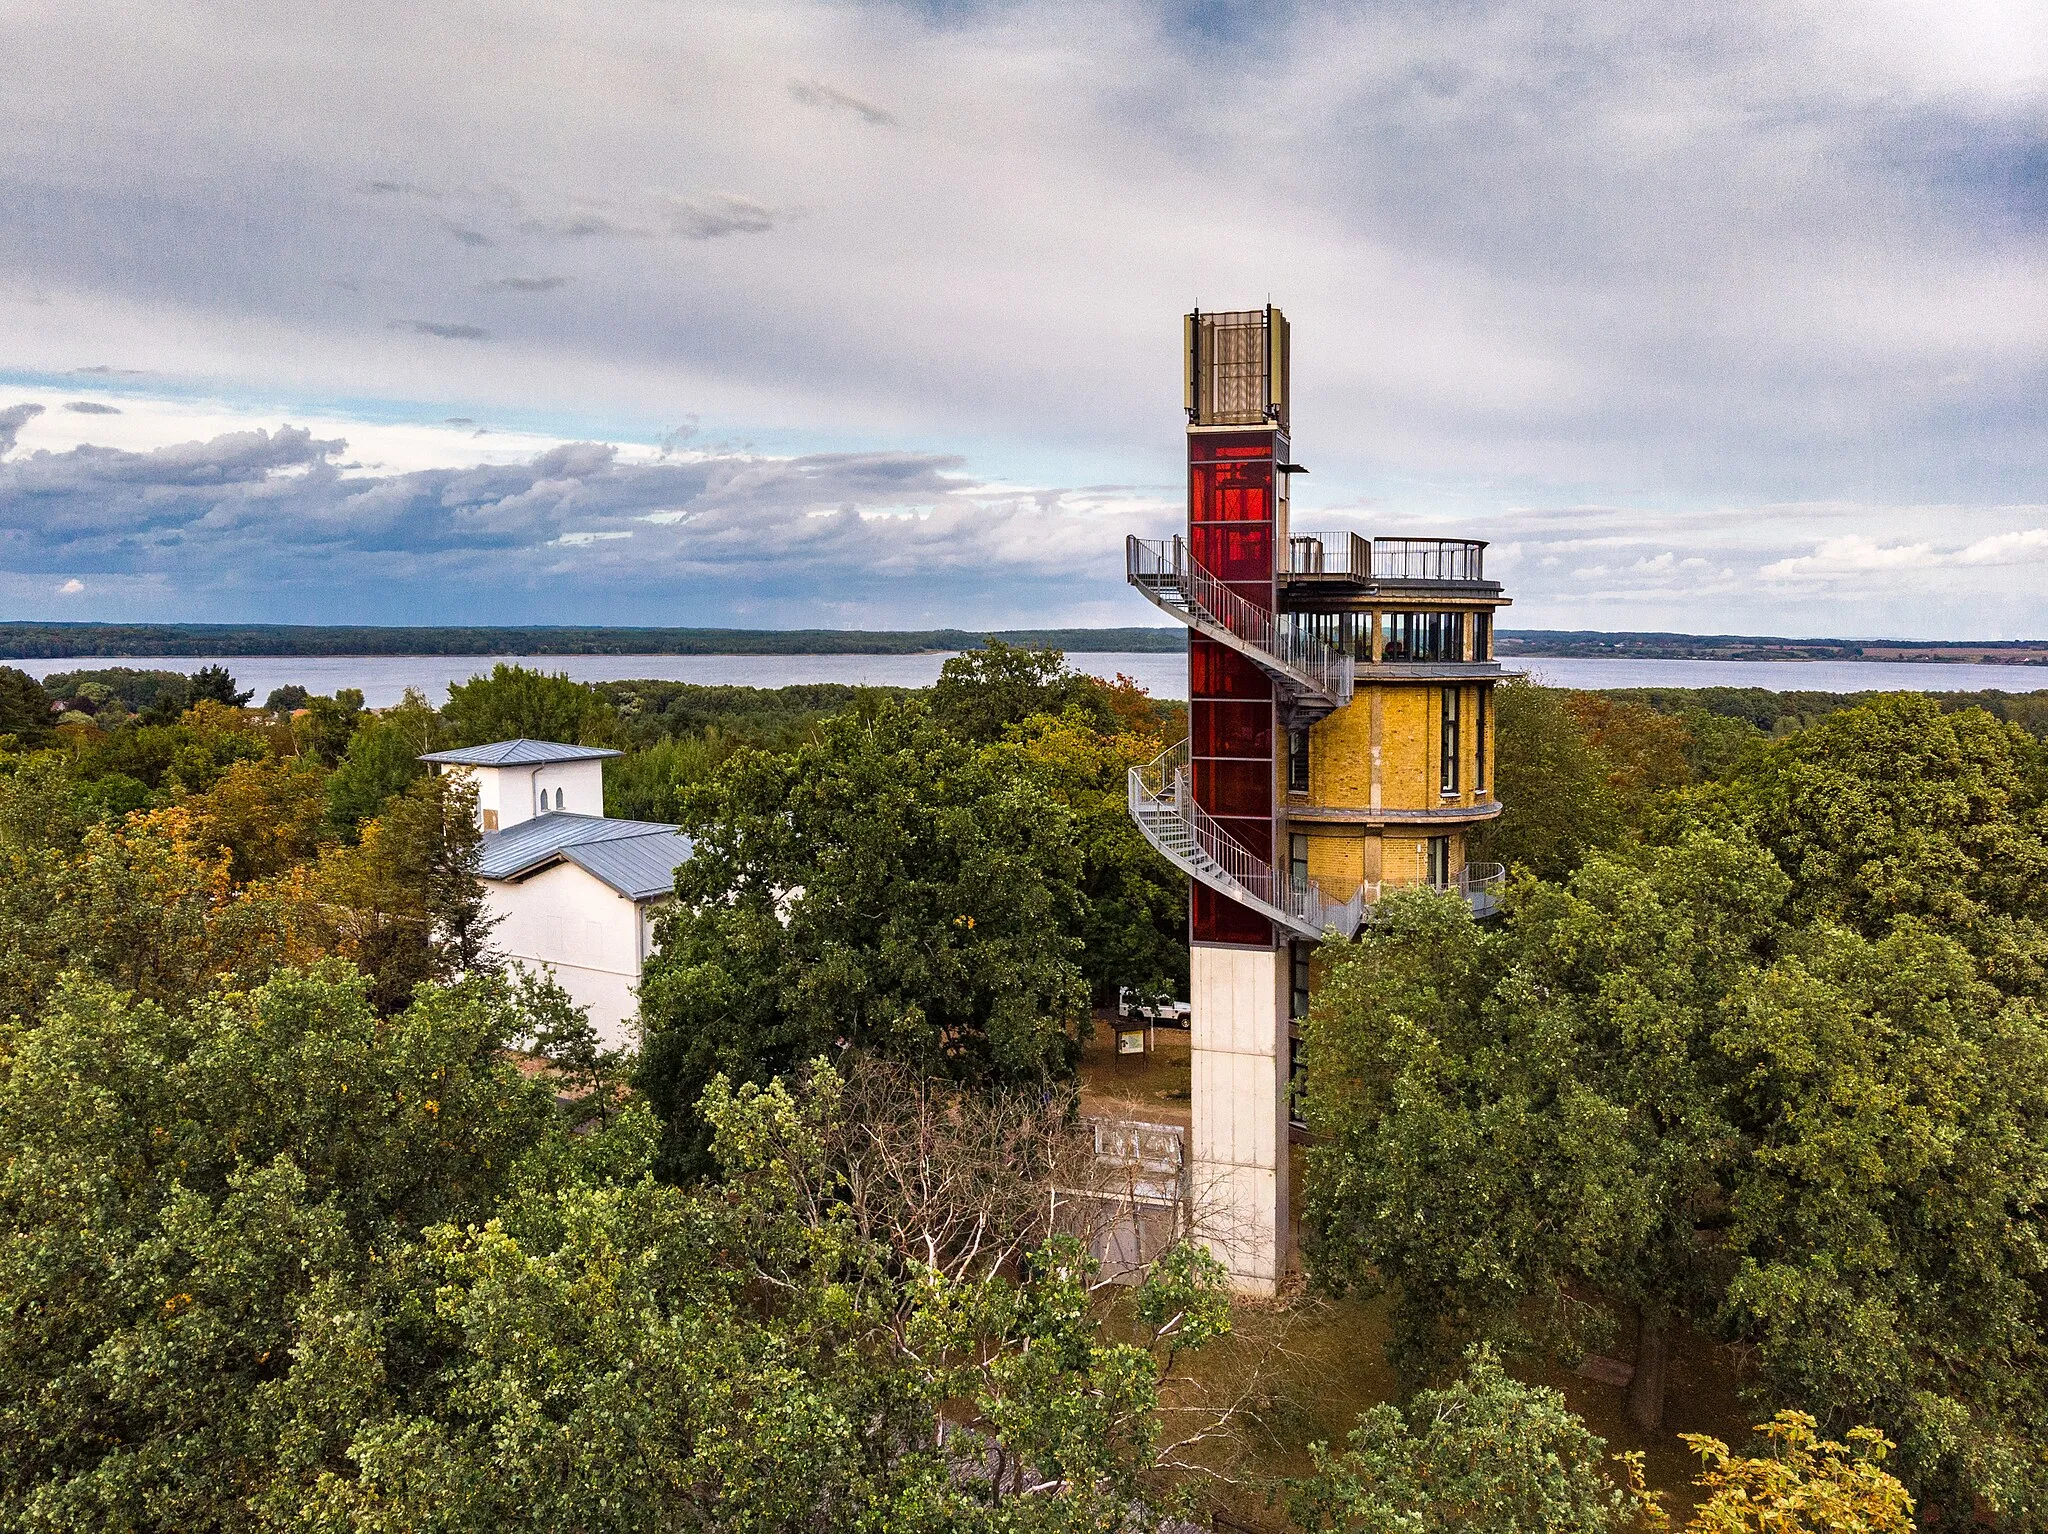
[1129,304,1512,1294]
[1186,306,1289,429]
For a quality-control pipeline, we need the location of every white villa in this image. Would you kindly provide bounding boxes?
[419,739,692,1047]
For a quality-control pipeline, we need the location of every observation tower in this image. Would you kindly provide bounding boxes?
[1126,306,1512,1292]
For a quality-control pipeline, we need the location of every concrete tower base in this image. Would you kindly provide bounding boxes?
[1188,942,1290,1294]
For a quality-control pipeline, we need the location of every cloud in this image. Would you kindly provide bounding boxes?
[1762,527,2048,582]
[391,320,491,340]
[667,196,778,240]
[64,401,122,414]
[787,78,897,127]
[0,423,1172,625]
[489,275,568,291]
[71,366,147,377]
[56,578,83,594]
[1,1,2044,633]
[515,215,649,239]
[0,404,45,457]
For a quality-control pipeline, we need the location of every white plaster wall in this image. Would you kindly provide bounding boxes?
[1188,942,1289,1294]
[530,760,605,819]
[448,758,606,831]
[486,860,645,1048]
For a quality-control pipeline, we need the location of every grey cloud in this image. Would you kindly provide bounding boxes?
[71,366,148,377]
[787,78,897,127]
[439,221,494,247]
[0,404,44,457]
[668,195,778,240]
[515,215,649,239]
[392,320,491,340]
[0,425,1163,624]
[64,401,122,414]
[490,275,568,291]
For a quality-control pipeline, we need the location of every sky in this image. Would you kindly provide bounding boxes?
[0,0,2042,638]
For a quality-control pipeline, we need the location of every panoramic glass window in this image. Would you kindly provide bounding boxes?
[1381,610,1464,662]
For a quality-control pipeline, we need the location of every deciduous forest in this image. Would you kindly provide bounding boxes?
[2,651,2040,1531]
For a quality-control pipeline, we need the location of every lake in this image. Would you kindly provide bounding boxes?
[17,652,2048,708]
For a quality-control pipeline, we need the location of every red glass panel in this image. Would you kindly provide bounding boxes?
[1188,430,1279,463]
[1189,465,1273,523]
[1194,757,1270,818]
[1193,881,1272,946]
[1189,638,1270,699]
[1189,524,1273,584]
[1191,699,1272,757]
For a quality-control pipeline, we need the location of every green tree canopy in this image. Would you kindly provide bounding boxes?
[0,664,53,746]
[929,640,1116,743]
[442,663,614,748]
[636,699,1089,1180]
[1294,1346,1645,1534]
[0,969,1229,1533]
[1300,834,2048,1523]
[1682,693,2048,995]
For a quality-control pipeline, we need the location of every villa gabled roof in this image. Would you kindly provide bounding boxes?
[478,812,692,901]
[420,738,623,767]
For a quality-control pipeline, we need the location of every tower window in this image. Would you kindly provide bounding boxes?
[1288,1033,1308,1130]
[1287,728,1310,793]
[1476,686,1489,793]
[1290,940,1311,1020]
[1475,611,1493,660]
[1289,832,1309,895]
[1426,835,1451,888]
[1440,687,1460,795]
[1381,611,1465,663]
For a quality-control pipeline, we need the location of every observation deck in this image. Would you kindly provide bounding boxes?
[1281,532,1500,599]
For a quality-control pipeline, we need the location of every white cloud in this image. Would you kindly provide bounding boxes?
[56,577,83,594]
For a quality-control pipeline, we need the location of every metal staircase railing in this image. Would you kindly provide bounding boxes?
[1126,535,1353,716]
[1128,737,1511,936]
[1129,739,1366,941]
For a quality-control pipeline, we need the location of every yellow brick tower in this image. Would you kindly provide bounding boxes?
[1125,306,1512,1291]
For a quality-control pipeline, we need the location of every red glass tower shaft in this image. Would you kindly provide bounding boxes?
[1187,427,1284,946]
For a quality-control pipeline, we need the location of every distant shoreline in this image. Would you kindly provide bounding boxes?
[2,622,2045,665]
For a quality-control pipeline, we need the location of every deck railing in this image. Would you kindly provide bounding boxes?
[1281,533,1488,583]
[1373,538,1486,582]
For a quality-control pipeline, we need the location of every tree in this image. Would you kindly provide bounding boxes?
[0,967,557,1529]
[1675,1412,1913,1534]
[187,663,253,707]
[1302,832,1791,1428]
[636,699,1088,1180]
[1294,1346,1646,1533]
[263,683,312,713]
[1688,694,2048,996]
[508,964,628,1128]
[1,971,1231,1533]
[996,705,1188,1001]
[1470,679,1621,880]
[1712,923,2048,1522]
[325,711,429,838]
[442,663,614,747]
[0,664,53,746]
[929,640,1116,743]
[180,753,331,883]
[297,687,365,766]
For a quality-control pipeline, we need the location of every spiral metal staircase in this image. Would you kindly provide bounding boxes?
[1125,534,1504,938]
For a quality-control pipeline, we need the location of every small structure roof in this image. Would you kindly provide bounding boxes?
[478,812,692,901]
[419,738,622,767]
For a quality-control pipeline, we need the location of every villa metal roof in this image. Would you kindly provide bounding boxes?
[420,739,623,767]
[478,812,692,902]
